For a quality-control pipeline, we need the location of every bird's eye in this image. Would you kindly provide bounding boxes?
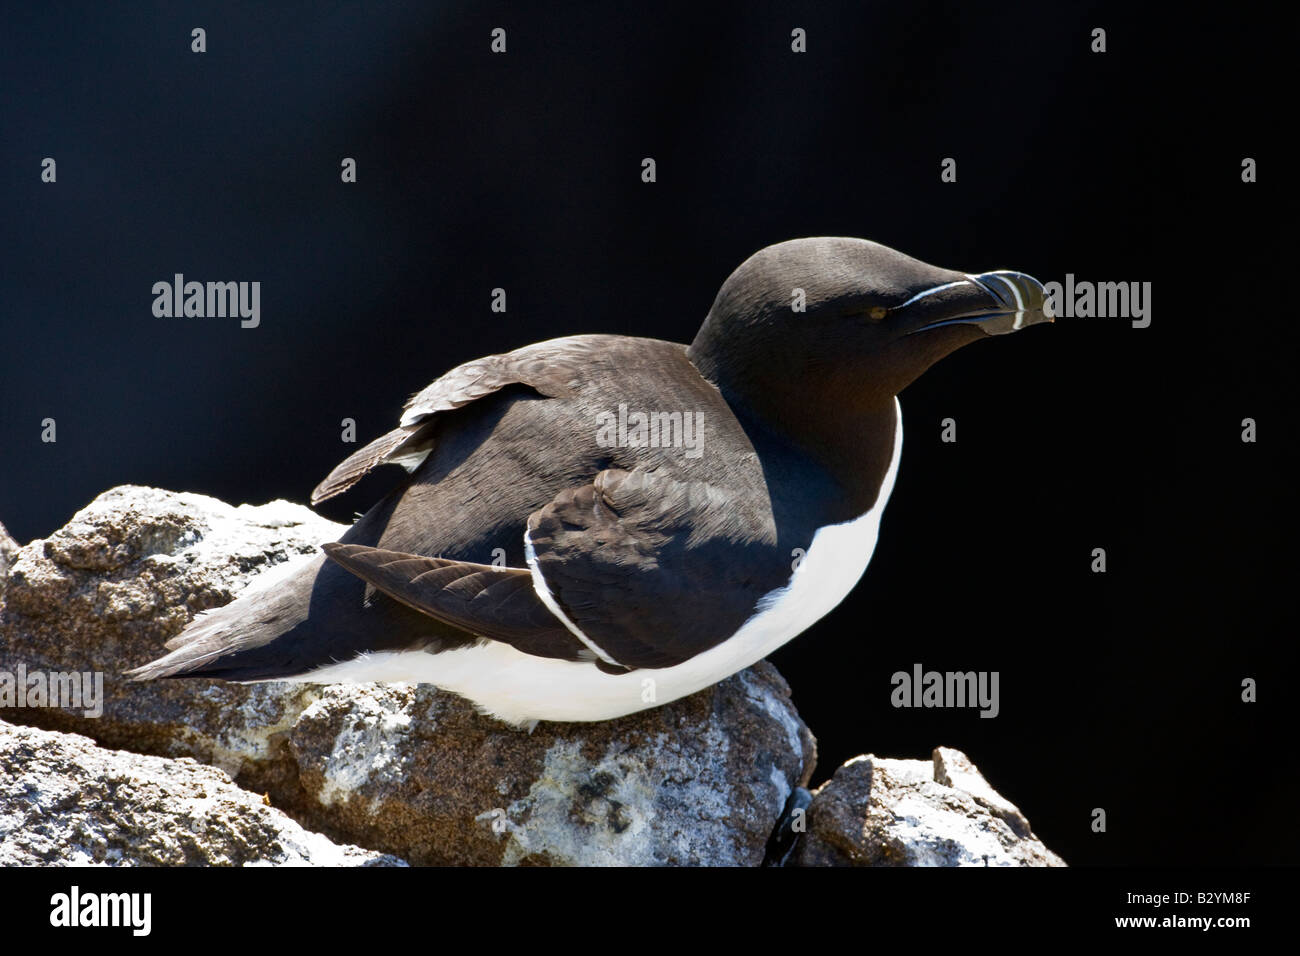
[868,306,888,321]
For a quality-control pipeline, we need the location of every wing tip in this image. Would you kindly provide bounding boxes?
[123,655,197,682]
[310,428,418,507]
[311,466,366,505]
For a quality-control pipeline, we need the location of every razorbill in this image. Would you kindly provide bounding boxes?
[129,237,1052,726]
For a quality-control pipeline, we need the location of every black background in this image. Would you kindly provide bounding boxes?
[1,2,1291,867]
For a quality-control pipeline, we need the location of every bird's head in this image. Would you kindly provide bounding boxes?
[688,236,1052,419]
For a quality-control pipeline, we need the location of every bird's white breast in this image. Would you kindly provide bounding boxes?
[296,401,904,725]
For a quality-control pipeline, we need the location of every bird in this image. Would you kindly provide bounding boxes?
[129,237,1052,727]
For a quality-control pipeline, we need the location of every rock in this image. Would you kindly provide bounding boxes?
[0,486,342,805]
[0,520,17,590]
[932,746,1037,838]
[1,485,817,865]
[789,747,1065,867]
[0,720,404,866]
[288,664,814,865]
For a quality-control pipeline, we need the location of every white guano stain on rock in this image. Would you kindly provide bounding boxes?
[305,685,414,810]
[482,719,757,866]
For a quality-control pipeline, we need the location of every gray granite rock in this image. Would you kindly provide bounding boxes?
[0,521,17,588]
[789,747,1065,866]
[287,664,814,865]
[0,486,341,806]
[0,720,404,866]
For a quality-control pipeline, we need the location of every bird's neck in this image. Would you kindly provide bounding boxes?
[689,344,899,519]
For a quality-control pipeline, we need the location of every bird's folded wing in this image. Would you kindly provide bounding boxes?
[524,468,774,670]
[321,543,588,662]
[311,339,587,504]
